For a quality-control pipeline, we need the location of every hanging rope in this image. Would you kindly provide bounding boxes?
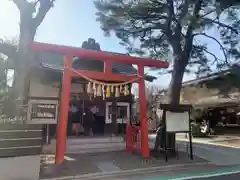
[68,67,143,86]
[67,67,143,99]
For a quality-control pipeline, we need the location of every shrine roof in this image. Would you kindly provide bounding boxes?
[182,64,240,87]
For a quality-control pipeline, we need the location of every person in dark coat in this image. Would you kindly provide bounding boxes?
[83,108,95,136]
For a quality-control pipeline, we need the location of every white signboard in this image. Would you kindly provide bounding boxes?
[27,99,58,124]
[166,111,189,132]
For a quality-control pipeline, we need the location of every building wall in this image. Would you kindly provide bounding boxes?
[27,70,133,126]
[27,72,60,124]
[29,74,60,98]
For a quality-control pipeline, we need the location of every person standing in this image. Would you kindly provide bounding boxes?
[83,108,95,136]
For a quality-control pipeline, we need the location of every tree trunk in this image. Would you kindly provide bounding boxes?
[168,59,185,104]
[1,0,54,119]
[12,25,35,118]
[154,56,186,152]
[167,56,186,151]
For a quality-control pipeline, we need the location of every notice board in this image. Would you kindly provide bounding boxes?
[165,111,190,132]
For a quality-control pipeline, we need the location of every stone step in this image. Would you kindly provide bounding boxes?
[67,142,125,150]
[67,137,124,145]
[66,146,125,154]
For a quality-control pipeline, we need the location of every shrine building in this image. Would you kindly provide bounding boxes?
[27,39,156,137]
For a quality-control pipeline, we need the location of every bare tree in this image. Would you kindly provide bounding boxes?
[146,85,163,118]
[144,85,164,131]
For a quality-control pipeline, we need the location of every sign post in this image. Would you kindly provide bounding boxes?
[160,104,193,162]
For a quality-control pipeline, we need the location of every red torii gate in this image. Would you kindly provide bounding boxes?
[30,41,169,164]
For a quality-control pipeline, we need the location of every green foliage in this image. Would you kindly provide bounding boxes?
[94,0,240,76]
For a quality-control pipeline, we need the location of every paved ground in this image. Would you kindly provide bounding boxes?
[144,166,240,180]
[148,134,240,166]
[40,135,240,180]
[178,141,240,165]
[47,163,236,180]
[0,155,41,180]
[193,173,240,180]
[40,150,207,179]
[216,139,240,147]
[175,133,240,148]
[67,165,240,180]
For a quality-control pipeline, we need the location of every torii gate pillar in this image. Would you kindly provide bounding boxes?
[137,65,149,157]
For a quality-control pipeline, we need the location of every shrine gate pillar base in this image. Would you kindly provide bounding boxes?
[137,65,150,158]
[55,56,72,164]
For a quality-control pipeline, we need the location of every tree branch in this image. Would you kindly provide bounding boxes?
[33,0,40,7]
[165,0,183,55]
[166,0,175,30]
[10,0,28,11]
[200,9,216,18]
[127,10,168,32]
[202,18,238,34]
[153,34,165,54]
[183,0,203,62]
[193,45,222,65]
[177,0,190,22]
[32,0,55,29]
[193,33,229,66]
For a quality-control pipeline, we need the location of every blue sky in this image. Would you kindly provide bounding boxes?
[0,0,222,87]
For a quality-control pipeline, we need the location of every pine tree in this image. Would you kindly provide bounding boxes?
[94,0,240,151]
[94,0,240,105]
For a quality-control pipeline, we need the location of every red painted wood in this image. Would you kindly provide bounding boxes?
[104,60,112,74]
[70,69,141,82]
[55,55,72,164]
[126,124,132,152]
[137,65,150,158]
[30,42,169,68]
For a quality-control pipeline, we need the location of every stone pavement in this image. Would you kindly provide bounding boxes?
[176,133,240,148]
[193,173,240,180]
[0,155,41,180]
[143,166,240,180]
[148,134,240,166]
[40,135,240,180]
[40,150,207,179]
[42,162,230,180]
[177,141,240,166]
